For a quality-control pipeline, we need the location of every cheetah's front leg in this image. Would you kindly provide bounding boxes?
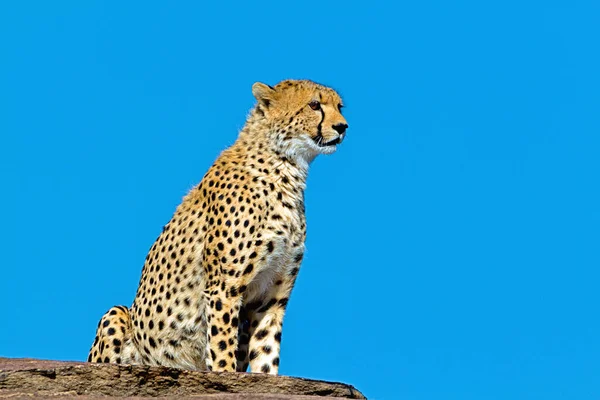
[235,305,251,372]
[246,272,298,374]
[205,291,242,372]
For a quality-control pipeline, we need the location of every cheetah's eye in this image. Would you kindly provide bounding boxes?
[308,100,321,111]
[338,104,344,113]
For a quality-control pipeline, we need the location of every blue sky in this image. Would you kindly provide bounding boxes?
[1,1,599,399]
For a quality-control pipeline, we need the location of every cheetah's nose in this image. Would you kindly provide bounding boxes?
[332,123,348,135]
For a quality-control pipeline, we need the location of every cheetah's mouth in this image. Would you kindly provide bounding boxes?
[317,136,342,147]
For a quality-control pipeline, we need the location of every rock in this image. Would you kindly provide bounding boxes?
[0,358,365,399]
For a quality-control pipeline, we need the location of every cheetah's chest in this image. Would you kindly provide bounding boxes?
[246,198,305,300]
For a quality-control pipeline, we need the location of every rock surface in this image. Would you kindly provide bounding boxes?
[0,358,365,399]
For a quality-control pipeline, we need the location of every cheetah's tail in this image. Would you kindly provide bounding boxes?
[88,305,135,364]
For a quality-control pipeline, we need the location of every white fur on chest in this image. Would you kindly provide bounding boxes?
[246,205,305,301]
[251,238,304,297]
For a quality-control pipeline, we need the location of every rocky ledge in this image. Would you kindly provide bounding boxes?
[0,358,365,399]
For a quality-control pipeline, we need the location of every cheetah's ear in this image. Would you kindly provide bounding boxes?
[252,82,276,108]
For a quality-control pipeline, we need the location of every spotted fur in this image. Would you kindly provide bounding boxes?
[88,79,348,374]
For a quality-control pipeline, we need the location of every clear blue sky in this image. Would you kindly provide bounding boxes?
[1,2,598,399]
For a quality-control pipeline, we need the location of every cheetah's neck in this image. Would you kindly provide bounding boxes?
[236,111,318,176]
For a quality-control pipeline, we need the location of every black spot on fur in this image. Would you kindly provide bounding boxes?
[255,329,269,340]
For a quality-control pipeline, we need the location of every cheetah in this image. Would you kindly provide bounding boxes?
[88,79,348,374]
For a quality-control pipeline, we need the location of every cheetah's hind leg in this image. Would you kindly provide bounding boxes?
[88,305,137,364]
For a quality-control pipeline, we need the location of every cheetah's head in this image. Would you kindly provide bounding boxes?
[251,79,348,164]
